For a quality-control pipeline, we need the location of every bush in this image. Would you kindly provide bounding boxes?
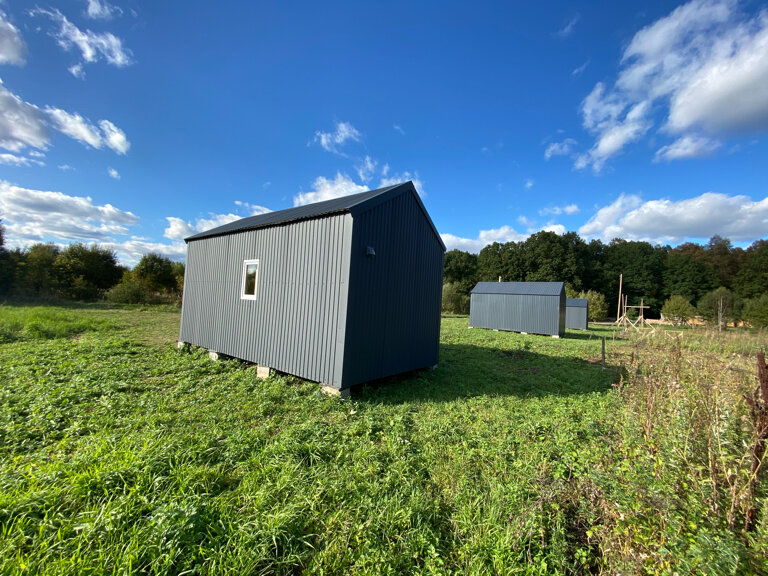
[743,295,768,328]
[577,290,608,322]
[107,279,146,304]
[661,295,695,325]
[442,282,470,315]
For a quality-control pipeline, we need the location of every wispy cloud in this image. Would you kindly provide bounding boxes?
[312,121,361,155]
[654,135,721,161]
[572,60,590,77]
[525,179,534,189]
[356,155,377,182]
[556,14,580,38]
[540,204,580,216]
[393,124,405,135]
[107,167,119,179]
[30,7,133,76]
[544,138,578,160]
[0,152,43,167]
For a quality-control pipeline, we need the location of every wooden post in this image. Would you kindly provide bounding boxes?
[601,337,606,370]
[616,273,623,323]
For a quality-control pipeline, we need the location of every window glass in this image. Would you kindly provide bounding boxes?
[241,260,259,299]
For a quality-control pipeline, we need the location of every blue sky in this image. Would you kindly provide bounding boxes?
[0,0,766,265]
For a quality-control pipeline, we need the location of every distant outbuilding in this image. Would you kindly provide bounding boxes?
[179,181,445,393]
[469,281,566,337]
[566,298,589,330]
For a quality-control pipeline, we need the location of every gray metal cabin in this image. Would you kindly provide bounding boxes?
[566,298,589,330]
[469,282,566,337]
[179,181,445,391]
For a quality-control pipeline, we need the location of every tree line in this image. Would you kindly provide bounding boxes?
[0,220,183,304]
[442,231,768,327]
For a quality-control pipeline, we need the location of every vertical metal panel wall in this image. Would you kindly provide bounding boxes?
[342,191,444,386]
[469,293,563,336]
[179,213,354,386]
[565,298,589,330]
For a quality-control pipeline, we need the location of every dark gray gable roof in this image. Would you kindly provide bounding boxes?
[471,281,565,296]
[185,181,445,250]
[566,298,588,308]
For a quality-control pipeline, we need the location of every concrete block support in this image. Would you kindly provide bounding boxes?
[256,365,271,379]
[320,384,350,399]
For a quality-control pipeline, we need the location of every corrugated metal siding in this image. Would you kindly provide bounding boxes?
[469,293,564,336]
[566,302,589,330]
[342,190,444,387]
[179,213,352,385]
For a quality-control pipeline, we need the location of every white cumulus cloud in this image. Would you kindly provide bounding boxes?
[45,107,102,149]
[85,0,122,20]
[579,191,768,243]
[441,226,528,253]
[380,171,425,197]
[164,203,273,240]
[0,81,130,155]
[577,0,768,171]
[0,179,138,247]
[294,172,368,206]
[0,81,49,152]
[99,119,130,154]
[0,11,26,65]
[107,167,119,179]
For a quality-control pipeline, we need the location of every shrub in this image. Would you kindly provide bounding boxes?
[107,279,146,304]
[442,282,470,315]
[577,290,608,322]
[661,295,695,325]
[743,295,768,328]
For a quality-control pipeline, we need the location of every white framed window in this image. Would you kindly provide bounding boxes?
[241,259,259,300]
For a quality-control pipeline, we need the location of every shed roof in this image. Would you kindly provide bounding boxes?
[185,181,445,249]
[471,281,565,296]
[566,298,588,308]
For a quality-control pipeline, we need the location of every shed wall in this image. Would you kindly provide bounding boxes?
[470,293,564,336]
[342,191,444,387]
[566,305,588,330]
[179,213,353,385]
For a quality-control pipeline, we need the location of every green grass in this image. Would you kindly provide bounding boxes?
[0,306,766,574]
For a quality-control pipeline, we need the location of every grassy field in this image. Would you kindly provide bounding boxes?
[0,303,766,575]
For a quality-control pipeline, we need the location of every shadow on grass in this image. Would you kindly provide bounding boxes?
[354,341,620,404]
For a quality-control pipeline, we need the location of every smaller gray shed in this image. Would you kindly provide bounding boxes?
[566,298,589,330]
[469,282,566,337]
